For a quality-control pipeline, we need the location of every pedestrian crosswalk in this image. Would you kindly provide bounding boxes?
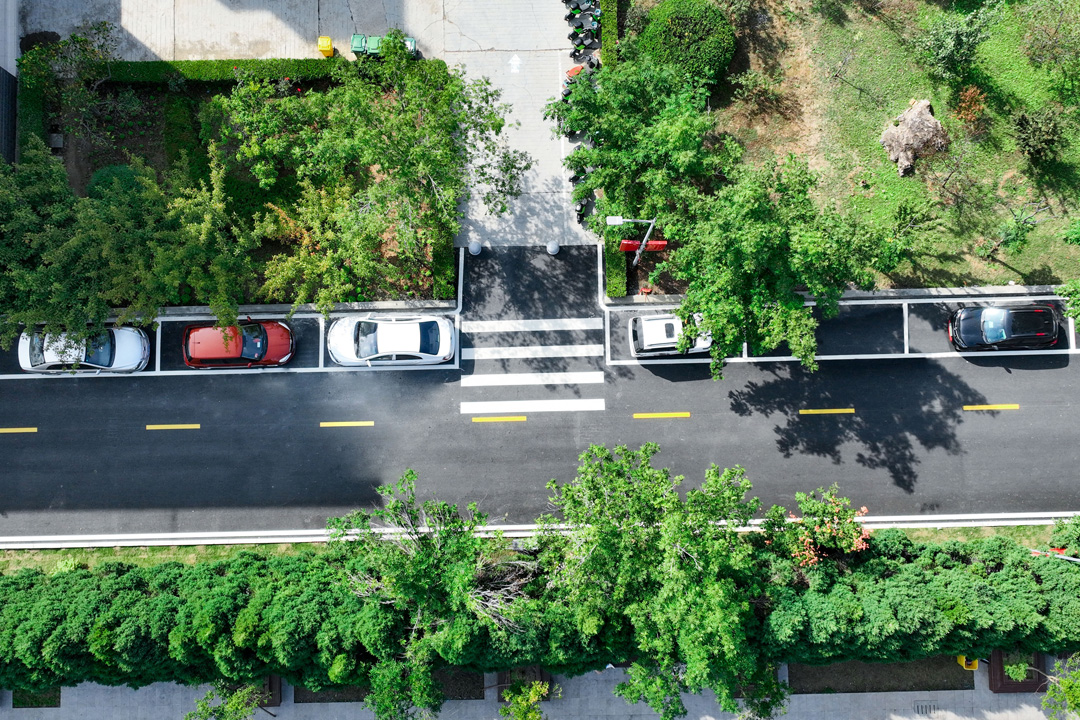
[459,316,606,417]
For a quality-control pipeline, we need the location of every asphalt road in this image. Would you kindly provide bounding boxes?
[1,247,1078,536]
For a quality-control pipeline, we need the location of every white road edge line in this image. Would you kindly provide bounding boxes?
[3,510,1077,548]
[462,344,604,360]
[462,318,604,333]
[461,371,605,387]
[461,398,605,414]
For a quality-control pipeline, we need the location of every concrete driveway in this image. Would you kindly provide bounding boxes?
[21,0,592,247]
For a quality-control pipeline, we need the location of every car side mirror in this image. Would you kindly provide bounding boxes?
[366,360,372,367]
[95,370,101,376]
[247,362,253,368]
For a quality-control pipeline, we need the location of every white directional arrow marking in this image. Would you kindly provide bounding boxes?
[509,54,521,73]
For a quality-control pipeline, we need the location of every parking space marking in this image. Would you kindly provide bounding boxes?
[1071,318,1076,350]
[318,316,325,369]
[146,424,200,430]
[799,408,855,415]
[461,371,604,387]
[460,398,605,414]
[471,416,527,423]
[0,427,37,434]
[155,327,161,372]
[633,412,691,419]
[462,344,604,360]
[319,421,374,427]
[963,404,1020,411]
[902,302,909,354]
[462,318,604,333]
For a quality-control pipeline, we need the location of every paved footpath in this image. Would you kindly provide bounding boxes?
[0,664,1051,719]
[20,0,591,248]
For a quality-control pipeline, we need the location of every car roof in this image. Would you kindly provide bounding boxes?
[40,333,87,364]
[376,322,421,354]
[639,315,682,349]
[187,326,242,359]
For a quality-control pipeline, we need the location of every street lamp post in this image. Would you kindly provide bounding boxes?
[605,215,658,267]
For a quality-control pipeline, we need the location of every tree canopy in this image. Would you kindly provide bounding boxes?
[657,156,907,375]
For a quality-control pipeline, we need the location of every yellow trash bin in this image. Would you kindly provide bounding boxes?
[957,655,979,671]
[318,36,333,57]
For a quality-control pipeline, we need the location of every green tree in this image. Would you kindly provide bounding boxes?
[1013,106,1067,165]
[1023,0,1080,93]
[1044,654,1080,720]
[500,681,560,720]
[915,6,997,83]
[657,156,907,377]
[638,0,736,85]
[185,681,263,720]
[328,471,542,720]
[210,32,531,308]
[542,445,785,720]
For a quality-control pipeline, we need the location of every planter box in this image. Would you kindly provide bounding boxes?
[989,650,1048,693]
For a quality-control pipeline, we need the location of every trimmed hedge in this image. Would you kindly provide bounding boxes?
[638,0,735,85]
[600,0,620,68]
[16,75,46,151]
[110,57,344,84]
[605,237,627,297]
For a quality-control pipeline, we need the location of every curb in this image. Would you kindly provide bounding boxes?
[155,298,456,318]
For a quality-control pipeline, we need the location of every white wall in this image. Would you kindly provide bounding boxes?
[0,0,16,75]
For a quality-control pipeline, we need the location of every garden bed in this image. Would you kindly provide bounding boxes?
[787,655,975,694]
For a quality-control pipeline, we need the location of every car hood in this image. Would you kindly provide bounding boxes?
[263,322,294,363]
[954,310,983,347]
[111,328,149,370]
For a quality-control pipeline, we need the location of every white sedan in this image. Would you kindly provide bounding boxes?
[18,327,151,373]
[327,314,455,366]
[628,313,712,358]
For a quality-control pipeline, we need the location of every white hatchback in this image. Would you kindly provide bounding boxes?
[18,327,151,373]
[628,314,712,358]
[327,314,455,366]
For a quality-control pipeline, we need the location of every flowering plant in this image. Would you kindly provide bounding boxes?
[762,485,870,567]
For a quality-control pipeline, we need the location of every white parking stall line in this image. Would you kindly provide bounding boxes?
[606,346,1080,366]
[461,371,605,387]
[461,398,606,414]
[318,315,325,369]
[462,318,604,333]
[462,344,604,360]
[154,327,161,372]
[902,302,910,354]
[1070,317,1076,350]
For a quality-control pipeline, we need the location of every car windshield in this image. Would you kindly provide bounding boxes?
[981,308,1010,343]
[240,324,267,361]
[28,334,45,366]
[418,321,440,355]
[84,331,115,367]
[356,322,379,358]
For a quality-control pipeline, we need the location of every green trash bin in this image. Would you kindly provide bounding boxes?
[350,34,367,54]
[365,35,383,55]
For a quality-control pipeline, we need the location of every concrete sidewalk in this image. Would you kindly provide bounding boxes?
[20,0,590,248]
[0,664,1051,719]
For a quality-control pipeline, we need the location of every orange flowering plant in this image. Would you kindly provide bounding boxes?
[761,484,870,568]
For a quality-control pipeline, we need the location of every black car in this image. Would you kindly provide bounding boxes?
[948,304,1062,351]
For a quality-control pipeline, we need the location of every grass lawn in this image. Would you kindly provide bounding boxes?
[899,523,1055,546]
[712,0,1080,288]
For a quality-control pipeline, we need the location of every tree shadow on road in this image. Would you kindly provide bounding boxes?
[727,360,992,493]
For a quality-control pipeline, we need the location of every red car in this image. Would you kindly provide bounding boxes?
[183,321,294,368]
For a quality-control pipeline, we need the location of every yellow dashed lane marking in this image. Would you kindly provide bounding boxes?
[633,412,691,419]
[146,424,200,430]
[320,421,375,427]
[472,416,527,423]
[0,427,37,434]
[799,408,855,415]
[963,404,1020,411]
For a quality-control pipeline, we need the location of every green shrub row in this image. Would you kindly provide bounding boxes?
[110,57,344,84]
[600,0,620,68]
[605,236,627,297]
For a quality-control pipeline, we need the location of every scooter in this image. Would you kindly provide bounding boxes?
[568,28,598,42]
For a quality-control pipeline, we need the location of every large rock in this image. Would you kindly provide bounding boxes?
[880,100,949,177]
